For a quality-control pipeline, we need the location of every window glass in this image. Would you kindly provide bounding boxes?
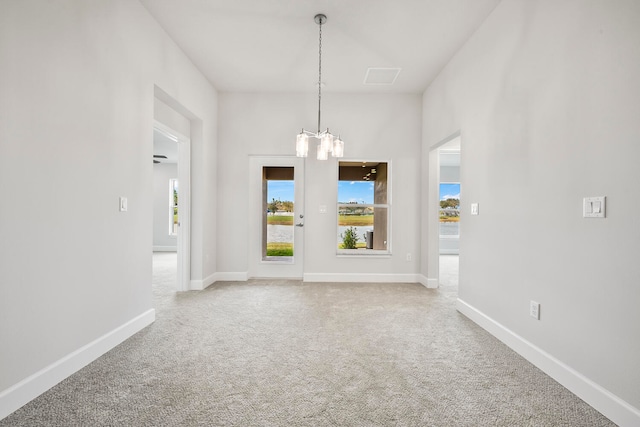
[439,183,460,237]
[337,161,389,253]
[263,167,294,259]
[170,178,178,236]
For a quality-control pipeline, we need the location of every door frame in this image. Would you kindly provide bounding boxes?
[248,156,305,279]
[153,120,191,291]
[428,131,461,287]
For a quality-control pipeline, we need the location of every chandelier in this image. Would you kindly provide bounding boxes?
[295,14,344,160]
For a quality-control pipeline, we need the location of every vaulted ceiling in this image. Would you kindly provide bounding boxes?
[140,0,501,94]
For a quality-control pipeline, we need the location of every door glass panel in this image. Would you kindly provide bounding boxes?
[263,167,294,261]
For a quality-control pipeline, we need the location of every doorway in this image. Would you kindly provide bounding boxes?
[249,156,305,279]
[152,122,190,291]
[438,139,460,256]
[437,135,460,289]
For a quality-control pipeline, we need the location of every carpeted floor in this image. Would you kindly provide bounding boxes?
[0,254,614,426]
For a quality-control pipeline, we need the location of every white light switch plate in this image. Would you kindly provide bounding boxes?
[471,203,479,215]
[119,197,128,212]
[583,196,605,218]
[530,300,540,320]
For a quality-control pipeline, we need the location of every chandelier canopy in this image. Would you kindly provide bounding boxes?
[295,14,344,160]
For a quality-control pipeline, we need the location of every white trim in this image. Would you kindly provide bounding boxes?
[456,299,640,427]
[153,119,190,293]
[214,272,249,282]
[303,273,422,283]
[417,275,439,288]
[153,246,177,252]
[190,272,251,290]
[439,249,459,255]
[0,309,155,421]
[248,156,305,279]
[189,272,217,290]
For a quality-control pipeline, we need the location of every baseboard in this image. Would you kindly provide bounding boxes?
[214,272,249,282]
[417,275,439,288]
[303,273,422,283]
[439,249,459,255]
[152,246,177,252]
[456,299,640,427]
[0,309,155,421]
[190,272,217,290]
[191,272,249,290]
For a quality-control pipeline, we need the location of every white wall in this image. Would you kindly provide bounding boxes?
[217,93,422,281]
[0,0,217,418]
[422,0,640,424]
[153,164,177,251]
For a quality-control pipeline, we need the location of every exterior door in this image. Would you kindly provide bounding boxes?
[249,156,304,279]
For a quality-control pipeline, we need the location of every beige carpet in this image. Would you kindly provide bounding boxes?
[0,254,614,426]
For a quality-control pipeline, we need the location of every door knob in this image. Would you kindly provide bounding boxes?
[295,223,304,227]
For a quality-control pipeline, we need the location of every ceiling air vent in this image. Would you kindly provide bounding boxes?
[363,68,401,85]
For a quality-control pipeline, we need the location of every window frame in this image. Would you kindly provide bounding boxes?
[336,160,391,256]
[169,178,178,237]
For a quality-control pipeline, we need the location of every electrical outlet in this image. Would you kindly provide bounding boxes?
[406,253,412,262]
[530,301,540,320]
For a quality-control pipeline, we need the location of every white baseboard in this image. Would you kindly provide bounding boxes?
[214,272,249,282]
[303,273,422,283]
[456,299,640,427]
[439,249,459,255]
[190,272,249,290]
[190,272,217,290]
[417,275,439,288]
[152,246,177,252]
[0,309,155,421]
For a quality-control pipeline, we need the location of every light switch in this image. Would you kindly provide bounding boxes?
[471,203,479,216]
[119,197,128,212]
[583,196,605,218]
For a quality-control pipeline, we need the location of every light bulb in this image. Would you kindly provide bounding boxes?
[320,134,333,153]
[296,133,309,157]
[317,144,328,160]
[332,137,344,157]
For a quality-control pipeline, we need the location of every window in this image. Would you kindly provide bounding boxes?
[439,182,460,237]
[170,178,178,236]
[337,161,389,254]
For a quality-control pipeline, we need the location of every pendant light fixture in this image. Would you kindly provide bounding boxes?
[296,14,344,160]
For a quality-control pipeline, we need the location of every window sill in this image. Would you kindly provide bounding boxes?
[336,249,390,258]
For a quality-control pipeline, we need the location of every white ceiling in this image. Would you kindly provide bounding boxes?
[140,0,501,94]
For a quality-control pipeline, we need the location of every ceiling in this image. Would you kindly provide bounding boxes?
[140,0,501,94]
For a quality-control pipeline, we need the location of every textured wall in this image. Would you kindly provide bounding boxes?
[0,0,218,411]
[217,93,422,277]
[422,0,640,416]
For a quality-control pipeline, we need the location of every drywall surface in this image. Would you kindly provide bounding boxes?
[153,164,178,250]
[217,93,422,277]
[423,0,640,414]
[0,0,217,413]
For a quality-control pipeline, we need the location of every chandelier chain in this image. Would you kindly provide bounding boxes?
[317,18,323,134]
[295,14,343,159]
